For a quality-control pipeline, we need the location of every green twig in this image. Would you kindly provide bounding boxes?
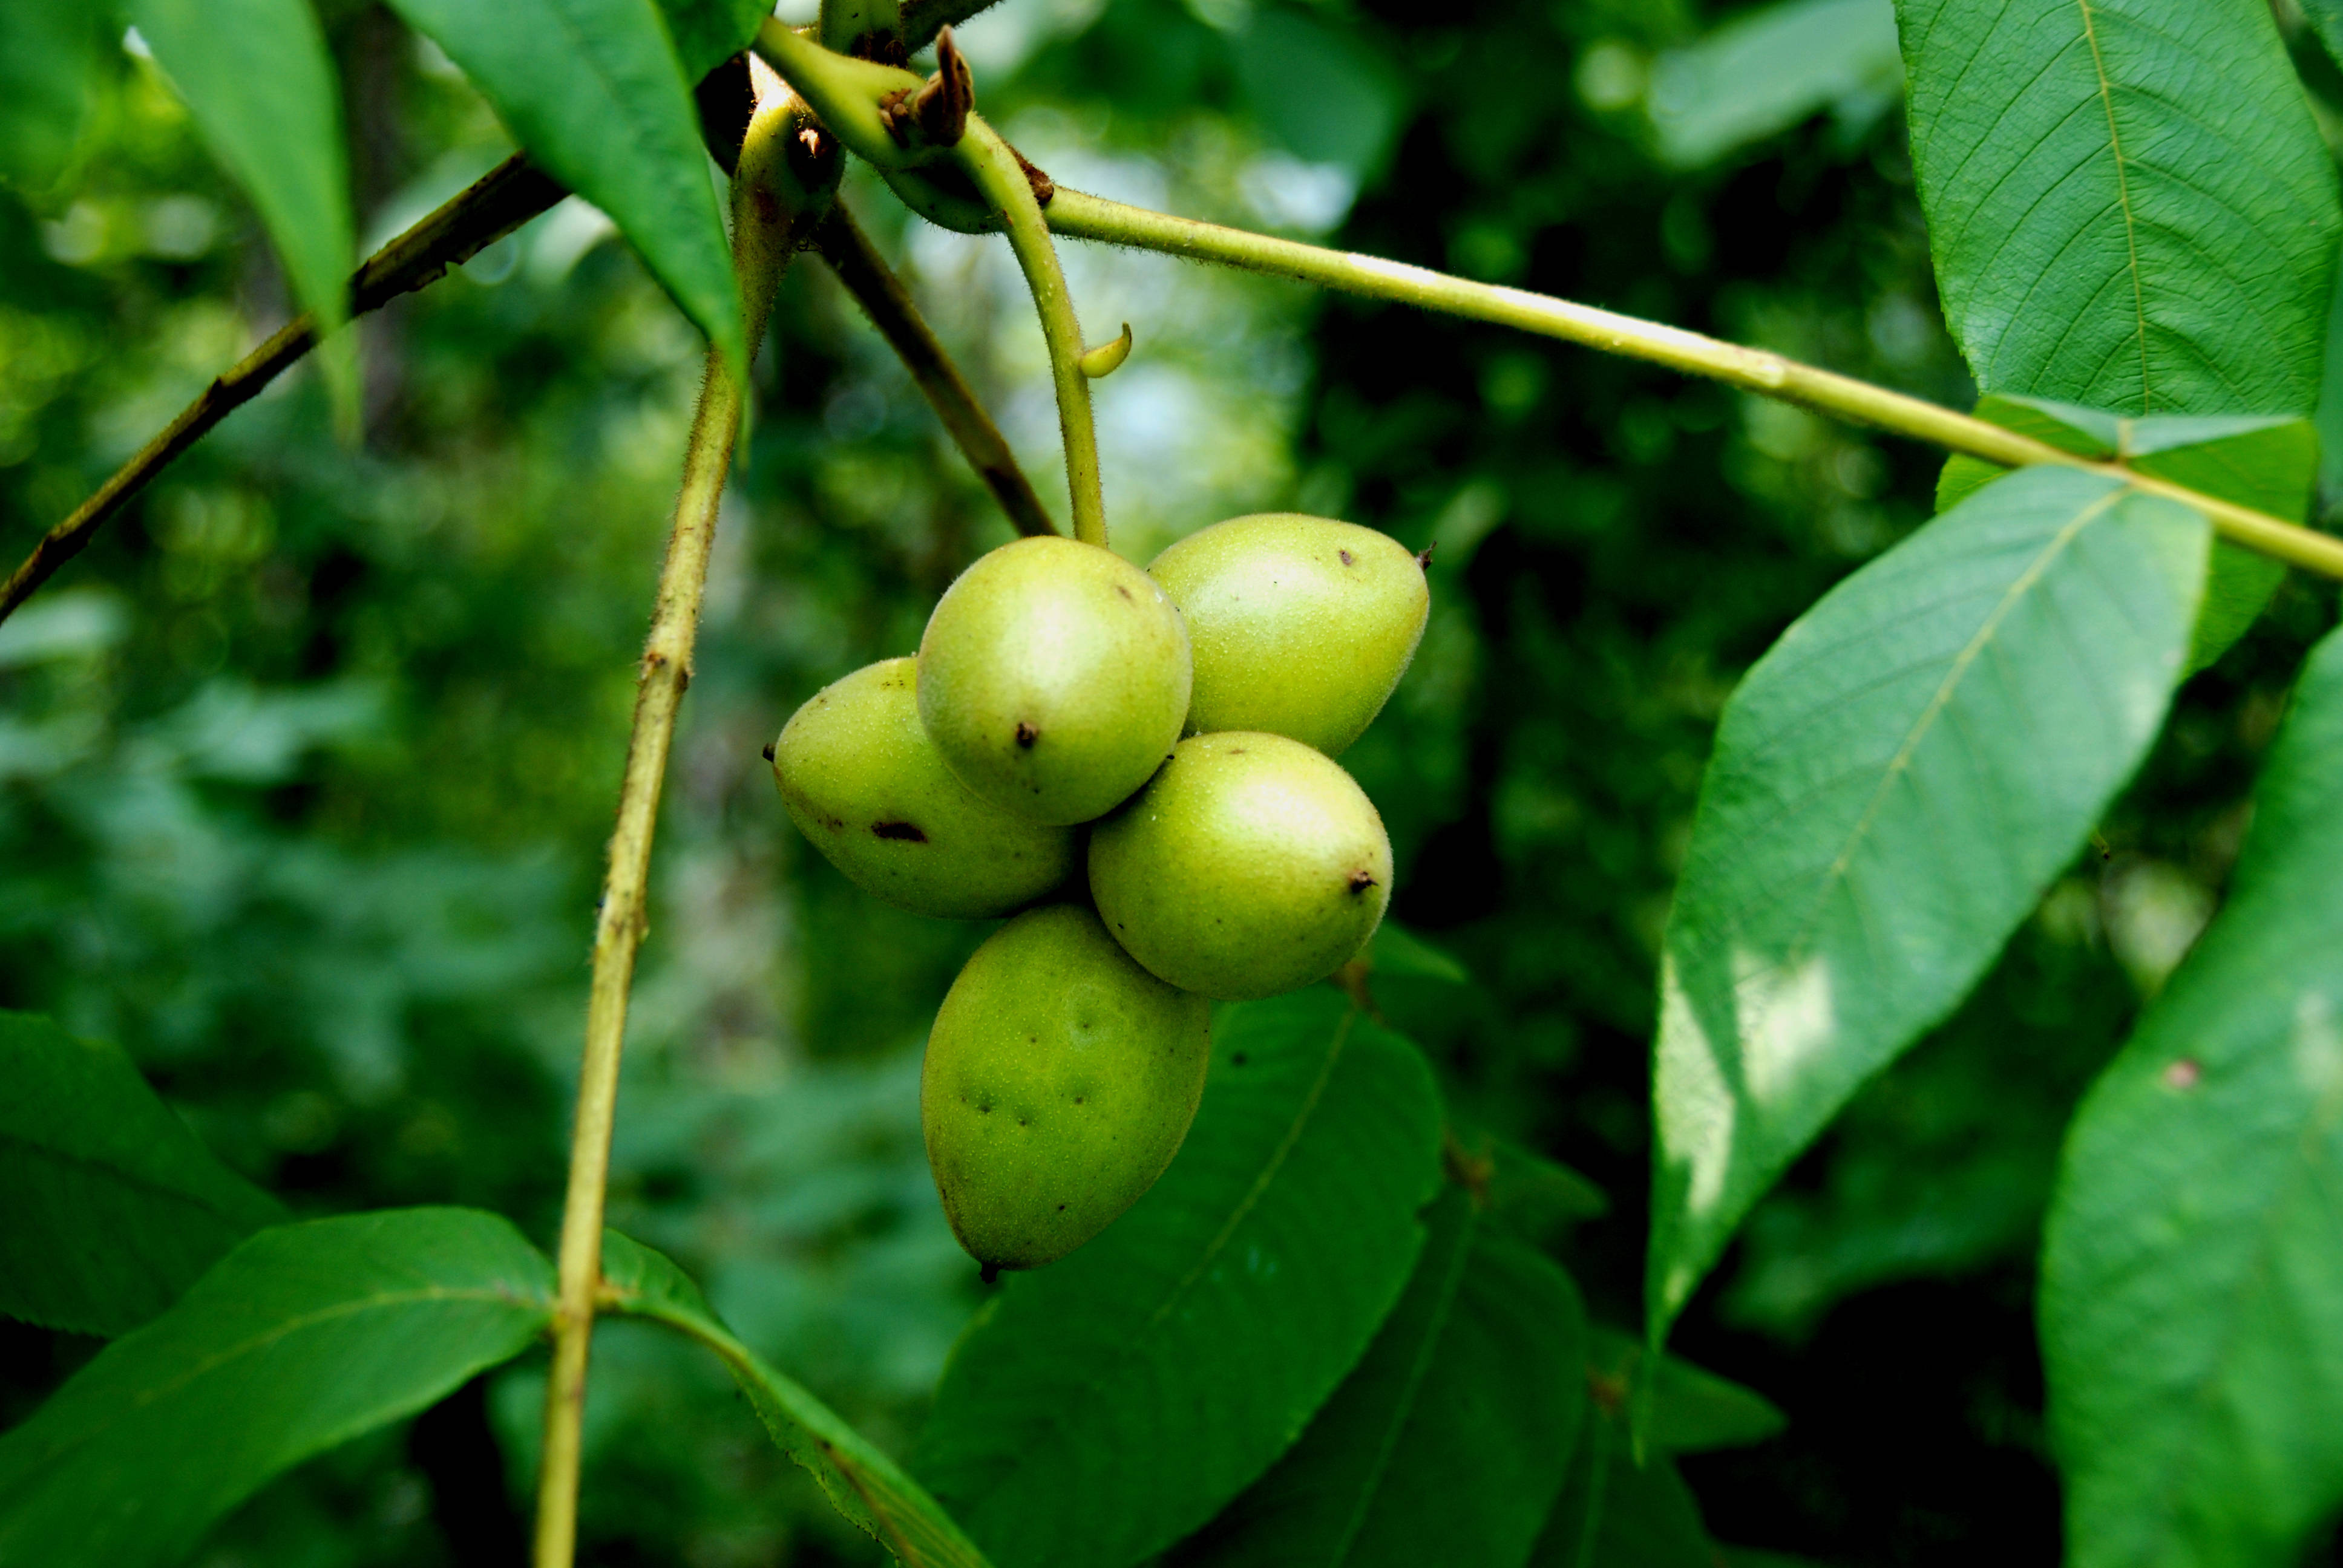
[815,203,1058,537]
[529,85,839,1568]
[0,155,564,627]
[1041,187,2343,582]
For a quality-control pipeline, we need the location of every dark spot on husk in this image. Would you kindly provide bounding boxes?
[761,742,776,762]
[1116,584,1133,599]
[1015,721,1039,748]
[1416,543,1437,568]
[1339,549,1354,566]
[1057,1204,1067,1211]
[872,820,928,842]
[1231,1052,1248,1066]
[1349,870,1378,894]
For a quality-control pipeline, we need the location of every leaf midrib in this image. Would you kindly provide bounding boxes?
[0,1127,277,1235]
[5,1281,547,1476]
[1325,1209,1476,1568]
[2073,0,2154,410]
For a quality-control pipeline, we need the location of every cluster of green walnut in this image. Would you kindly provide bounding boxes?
[768,514,1429,1275]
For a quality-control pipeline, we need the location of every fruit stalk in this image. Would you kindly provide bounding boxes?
[1043,187,2343,583]
[531,82,836,1568]
[956,120,1110,547]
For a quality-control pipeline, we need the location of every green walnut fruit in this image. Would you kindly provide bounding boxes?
[1149,512,1428,756]
[1089,731,1392,1000]
[770,658,1077,919]
[921,903,1211,1272]
[918,535,1192,826]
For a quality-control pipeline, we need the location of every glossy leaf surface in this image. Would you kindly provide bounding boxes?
[2043,626,2343,1568]
[1648,466,2208,1340]
[601,1232,991,1568]
[1898,0,2341,416]
[1168,1187,1585,1568]
[383,0,745,377]
[1530,1331,1716,1568]
[914,990,1446,1568]
[0,1010,284,1336]
[0,1209,551,1566]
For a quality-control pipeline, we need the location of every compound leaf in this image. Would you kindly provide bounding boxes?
[1167,1186,1586,1568]
[1898,0,2341,417]
[383,0,745,378]
[125,0,356,414]
[1648,465,2207,1343]
[0,1011,285,1337]
[600,1231,991,1568]
[0,1209,552,1567]
[914,990,1446,1568]
[2043,625,2343,1568]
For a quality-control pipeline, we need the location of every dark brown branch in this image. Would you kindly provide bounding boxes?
[814,202,1058,538]
[0,155,566,624]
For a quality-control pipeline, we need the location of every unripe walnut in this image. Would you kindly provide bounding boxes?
[921,904,1211,1271]
[1089,731,1392,1000]
[1149,513,1427,755]
[769,658,1077,919]
[919,536,1193,825]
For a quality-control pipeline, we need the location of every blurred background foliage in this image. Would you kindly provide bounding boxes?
[3,0,2341,1562]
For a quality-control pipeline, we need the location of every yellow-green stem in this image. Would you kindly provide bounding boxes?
[1044,187,2343,583]
[957,122,1108,546]
[530,86,831,1568]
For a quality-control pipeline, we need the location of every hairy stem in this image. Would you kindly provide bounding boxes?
[0,155,564,626]
[815,203,1058,537]
[529,90,834,1568]
[1044,188,2343,582]
[957,122,1107,546]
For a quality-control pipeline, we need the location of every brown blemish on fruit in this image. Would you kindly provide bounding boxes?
[1348,870,1378,894]
[761,742,776,762]
[1116,584,1133,599]
[872,820,928,842]
[1416,543,1437,568]
[1015,720,1040,748]
[1340,549,1355,566]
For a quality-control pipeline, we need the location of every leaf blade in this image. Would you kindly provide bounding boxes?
[2042,625,2343,1568]
[1896,0,2342,417]
[913,990,1447,1568]
[599,1231,992,1568]
[1168,1187,1587,1568]
[124,0,356,410]
[0,1011,286,1336]
[0,1209,552,1567]
[382,0,745,376]
[1647,465,2208,1341]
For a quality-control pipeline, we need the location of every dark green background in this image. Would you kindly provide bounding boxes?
[3,0,2339,1561]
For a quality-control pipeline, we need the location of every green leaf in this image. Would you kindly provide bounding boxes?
[2042,624,2343,1568]
[653,0,770,81]
[914,990,1446,1568]
[1364,920,1472,986]
[1485,1136,1610,1230]
[1167,1187,1587,1568]
[1234,9,1406,181]
[1530,1334,1716,1568]
[2321,256,2343,515]
[1647,465,2209,1342]
[0,0,108,191]
[0,1209,551,1567]
[1647,0,1903,169]
[1938,398,2315,670]
[0,1011,285,1337]
[599,1231,991,1568]
[1896,0,2342,417]
[1585,1328,1785,1454]
[2304,0,2343,79]
[124,0,358,417]
[382,0,746,378]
